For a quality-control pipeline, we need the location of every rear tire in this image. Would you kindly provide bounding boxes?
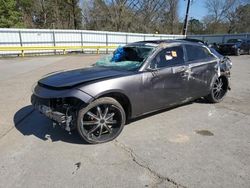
[235,48,240,56]
[77,97,126,144]
[205,75,228,103]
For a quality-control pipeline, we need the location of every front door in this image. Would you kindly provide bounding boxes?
[142,45,190,113]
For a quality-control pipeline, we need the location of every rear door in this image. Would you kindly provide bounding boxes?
[184,44,218,98]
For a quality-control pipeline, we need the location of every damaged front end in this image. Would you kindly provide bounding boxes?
[215,55,232,91]
[31,95,84,132]
[211,47,232,76]
[219,56,232,75]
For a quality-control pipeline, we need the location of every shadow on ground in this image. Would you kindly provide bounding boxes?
[14,105,87,144]
[14,99,207,144]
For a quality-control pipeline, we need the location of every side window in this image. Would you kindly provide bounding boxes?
[185,45,213,61]
[151,46,184,69]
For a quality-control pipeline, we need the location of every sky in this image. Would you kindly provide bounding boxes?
[179,0,208,20]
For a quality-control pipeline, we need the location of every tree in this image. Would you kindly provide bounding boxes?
[66,0,82,29]
[234,3,250,33]
[188,18,204,34]
[17,0,34,27]
[17,0,82,29]
[84,0,181,34]
[203,0,250,34]
[169,0,179,34]
[203,0,239,33]
[82,0,91,29]
[205,0,238,22]
[0,0,23,28]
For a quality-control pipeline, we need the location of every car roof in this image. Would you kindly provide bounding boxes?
[129,39,205,47]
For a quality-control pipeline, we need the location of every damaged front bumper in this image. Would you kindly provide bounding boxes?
[31,95,73,131]
[35,104,69,124]
[31,84,94,131]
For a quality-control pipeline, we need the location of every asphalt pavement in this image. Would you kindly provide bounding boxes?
[0,54,250,188]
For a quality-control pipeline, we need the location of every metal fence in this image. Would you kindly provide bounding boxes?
[0,28,184,56]
[1,28,249,56]
[187,33,250,44]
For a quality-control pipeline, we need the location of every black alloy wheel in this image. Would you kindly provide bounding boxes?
[206,76,228,103]
[77,97,125,144]
[212,77,227,101]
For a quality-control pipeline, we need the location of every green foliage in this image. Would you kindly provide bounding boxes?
[84,0,181,34]
[0,0,248,34]
[202,1,250,34]
[0,0,24,27]
[234,4,250,33]
[15,0,82,29]
[188,19,204,34]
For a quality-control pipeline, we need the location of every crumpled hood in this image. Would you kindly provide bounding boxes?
[38,66,131,89]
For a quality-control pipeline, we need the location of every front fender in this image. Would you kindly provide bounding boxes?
[82,89,128,100]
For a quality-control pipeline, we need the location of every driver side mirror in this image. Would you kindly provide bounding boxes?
[147,62,159,72]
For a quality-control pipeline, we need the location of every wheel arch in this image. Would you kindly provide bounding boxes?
[218,73,231,90]
[209,73,229,90]
[219,74,229,90]
[205,73,229,103]
[96,91,132,121]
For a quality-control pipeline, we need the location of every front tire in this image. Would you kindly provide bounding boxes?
[77,97,126,144]
[205,75,228,103]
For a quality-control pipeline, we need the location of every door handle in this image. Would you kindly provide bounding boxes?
[172,66,188,73]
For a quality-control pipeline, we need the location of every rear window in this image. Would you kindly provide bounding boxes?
[185,45,213,61]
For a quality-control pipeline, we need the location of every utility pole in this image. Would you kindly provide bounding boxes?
[182,0,191,35]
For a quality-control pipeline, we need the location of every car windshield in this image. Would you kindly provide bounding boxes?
[94,46,155,71]
[227,39,242,43]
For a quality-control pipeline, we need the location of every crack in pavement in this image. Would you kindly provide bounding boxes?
[217,104,250,117]
[114,140,187,188]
